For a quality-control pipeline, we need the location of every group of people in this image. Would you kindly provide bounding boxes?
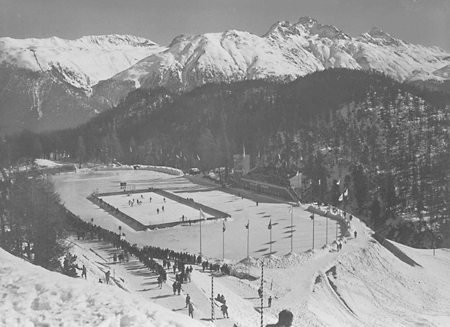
[214,294,229,318]
[172,280,182,295]
[201,260,231,274]
[128,197,145,206]
[112,251,129,263]
[62,253,86,279]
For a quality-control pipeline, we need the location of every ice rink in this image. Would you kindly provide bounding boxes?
[53,169,341,261]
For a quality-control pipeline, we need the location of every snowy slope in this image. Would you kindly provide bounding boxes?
[108,17,450,92]
[0,248,206,327]
[0,35,166,91]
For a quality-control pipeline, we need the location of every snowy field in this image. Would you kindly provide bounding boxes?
[53,169,339,261]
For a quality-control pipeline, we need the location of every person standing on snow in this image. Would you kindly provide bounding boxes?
[157,275,162,288]
[81,265,87,279]
[185,294,191,308]
[221,301,229,318]
[177,281,182,295]
[188,302,194,318]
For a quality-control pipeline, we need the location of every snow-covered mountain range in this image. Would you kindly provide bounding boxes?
[1,17,449,135]
[0,34,165,90]
[107,16,450,92]
[0,34,165,135]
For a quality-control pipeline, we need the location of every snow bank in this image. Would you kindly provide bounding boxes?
[231,249,328,278]
[35,159,62,168]
[0,249,204,327]
[309,239,450,326]
[95,165,183,176]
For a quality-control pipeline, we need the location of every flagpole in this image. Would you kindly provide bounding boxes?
[312,215,315,249]
[270,227,272,254]
[336,220,338,240]
[223,223,225,260]
[290,207,293,253]
[326,214,328,245]
[199,212,202,256]
[247,221,250,258]
[318,179,321,207]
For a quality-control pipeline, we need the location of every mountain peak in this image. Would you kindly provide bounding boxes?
[298,16,318,28]
[263,20,295,38]
[297,16,349,40]
[75,34,157,48]
[368,27,387,37]
[366,27,401,45]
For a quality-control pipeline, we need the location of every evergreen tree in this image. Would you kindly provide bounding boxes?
[351,164,368,213]
[77,136,86,169]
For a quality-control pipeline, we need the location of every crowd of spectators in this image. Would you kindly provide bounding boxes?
[63,208,231,280]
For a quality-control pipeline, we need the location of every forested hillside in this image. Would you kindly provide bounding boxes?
[2,69,449,246]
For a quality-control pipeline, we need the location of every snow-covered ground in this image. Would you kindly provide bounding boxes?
[0,245,207,327]
[3,168,449,327]
[35,158,63,168]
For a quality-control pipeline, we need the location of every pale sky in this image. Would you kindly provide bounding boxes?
[0,0,449,50]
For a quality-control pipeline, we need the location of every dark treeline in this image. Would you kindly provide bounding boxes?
[0,169,69,269]
[1,68,450,247]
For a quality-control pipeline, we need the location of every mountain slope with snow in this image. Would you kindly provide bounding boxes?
[0,35,166,90]
[106,17,450,92]
[0,35,166,135]
[2,17,450,135]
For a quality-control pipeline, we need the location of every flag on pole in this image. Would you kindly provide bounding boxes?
[288,205,292,214]
[344,188,349,197]
[199,209,206,220]
[338,193,344,202]
[223,220,226,232]
[336,179,340,185]
[268,220,272,230]
[197,155,201,161]
[129,147,132,152]
[319,179,321,185]
[245,221,249,229]
[310,214,315,220]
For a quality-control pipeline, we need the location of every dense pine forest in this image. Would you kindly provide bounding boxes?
[1,68,449,248]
